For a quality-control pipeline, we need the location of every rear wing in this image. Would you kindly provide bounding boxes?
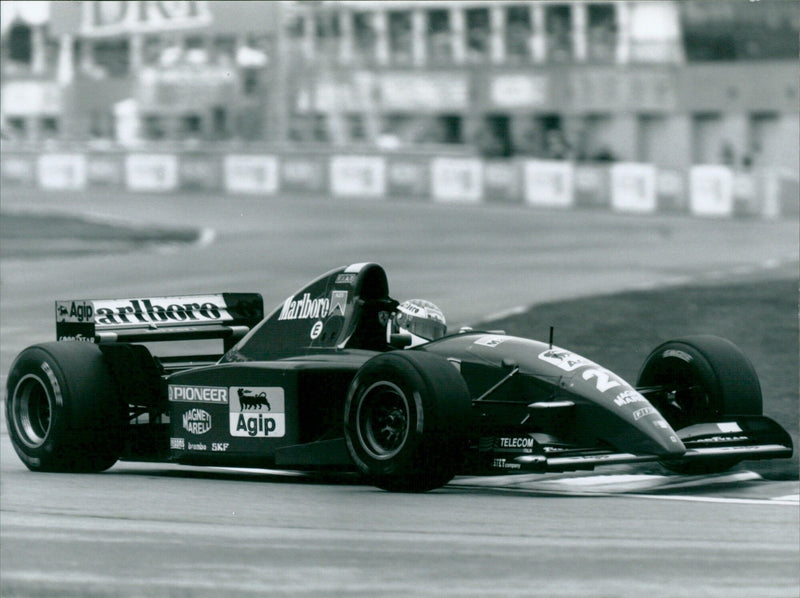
[55,294,263,353]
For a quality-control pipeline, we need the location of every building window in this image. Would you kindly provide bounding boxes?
[179,114,202,140]
[143,115,166,140]
[681,0,800,61]
[480,114,512,157]
[211,36,236,66]
[142,36,162,66]
[7,24,32,64]
[92,38,130,77]
[315,12,341,63]
[466,8,490,62]
[6,117,27,139]
[40,117,59,139]
[184,35,208,65]
[312,114,329,142]
[242,69,259,95]
[505,5,531,61]
[545,5,572,62]
[353,12,376,63]
[541,114,570,159]
[89,111,113,140]
[382,113,412,143]
[211,107,229,140]
[587,4,617,63]
[347,114,366,141]
[286,14,306,61]
[388,11,413,64]
[427,10,452,63]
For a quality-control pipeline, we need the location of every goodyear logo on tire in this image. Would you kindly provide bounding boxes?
[229,387,285,438]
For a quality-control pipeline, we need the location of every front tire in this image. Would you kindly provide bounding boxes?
[6,342,124,472]
[344,351,472,492]
[637,335,761,474]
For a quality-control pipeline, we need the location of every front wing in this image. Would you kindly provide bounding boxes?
[511,416,792,473]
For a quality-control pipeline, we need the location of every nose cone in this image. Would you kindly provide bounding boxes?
[629,412,686,456]
[567,371,686,456]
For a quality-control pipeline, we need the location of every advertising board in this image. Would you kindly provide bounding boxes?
[523,160,574,208]
[37,154,88,190]
[330,156,386,197]
[386,159,429,197]
[689,165,733,217]
[281,157,326,193]
[125,154,179,192]
[431,158,483,203]
[224,155,279,194]
[610,163,657,214]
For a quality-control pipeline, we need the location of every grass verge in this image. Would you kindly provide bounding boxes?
[0,211,201,258]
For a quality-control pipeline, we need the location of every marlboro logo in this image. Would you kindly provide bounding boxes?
[91,296,229,326]
[278,293,330,321]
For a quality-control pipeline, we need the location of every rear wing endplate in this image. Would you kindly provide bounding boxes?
[56,293,263,352]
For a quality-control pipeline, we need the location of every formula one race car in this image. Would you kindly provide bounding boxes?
[6,263,793,492]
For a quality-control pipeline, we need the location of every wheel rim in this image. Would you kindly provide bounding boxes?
[12,374,53,448]
[356,381,410,460]
[646,361,714,428]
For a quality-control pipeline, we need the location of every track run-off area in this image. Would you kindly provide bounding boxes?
[1,188,798,597]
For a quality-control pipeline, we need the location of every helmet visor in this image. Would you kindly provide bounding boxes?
[405,316,446,341]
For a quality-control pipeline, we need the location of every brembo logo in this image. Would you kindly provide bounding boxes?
[278,293,330,321]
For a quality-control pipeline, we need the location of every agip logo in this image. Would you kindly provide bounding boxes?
[56,301,94,323]
[229,387,285,438]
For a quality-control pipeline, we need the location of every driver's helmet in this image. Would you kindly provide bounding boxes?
[389,299,447,347]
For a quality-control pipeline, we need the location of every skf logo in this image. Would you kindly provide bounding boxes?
[56,301,93,323]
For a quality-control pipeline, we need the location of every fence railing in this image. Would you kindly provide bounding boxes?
[1,149,797,219]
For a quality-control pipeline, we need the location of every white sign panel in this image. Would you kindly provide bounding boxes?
[224,155,279,194]
[125,154,178,191]
[38,154,87,190]
[610,163,657,213]
[431,158,483,203]
[330,155,386,197]
[490,75,547,108]
[80,1,212,37]
[523,160,574,208]
[689,165,733,217]
[1,81,61,116]
[380,73,469,110]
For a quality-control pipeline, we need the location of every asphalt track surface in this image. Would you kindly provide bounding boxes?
[1,189,798,597]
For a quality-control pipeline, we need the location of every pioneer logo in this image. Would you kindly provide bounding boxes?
[169,385,228,404]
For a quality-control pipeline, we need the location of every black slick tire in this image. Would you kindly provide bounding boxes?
[6,341,125,472]
[637,335,762,474]
[344,351,472,492]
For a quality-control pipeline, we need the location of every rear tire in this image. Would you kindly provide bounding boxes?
[344,351,472,492]
[6,342,124,472]
[637,335,761,474]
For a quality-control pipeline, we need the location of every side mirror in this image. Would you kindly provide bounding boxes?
[389,333,413,349]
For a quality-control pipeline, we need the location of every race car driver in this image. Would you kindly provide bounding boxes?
[388,299,447,348]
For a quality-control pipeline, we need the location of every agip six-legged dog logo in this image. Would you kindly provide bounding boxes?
[237,388,271,411]
[229,386,285,438]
